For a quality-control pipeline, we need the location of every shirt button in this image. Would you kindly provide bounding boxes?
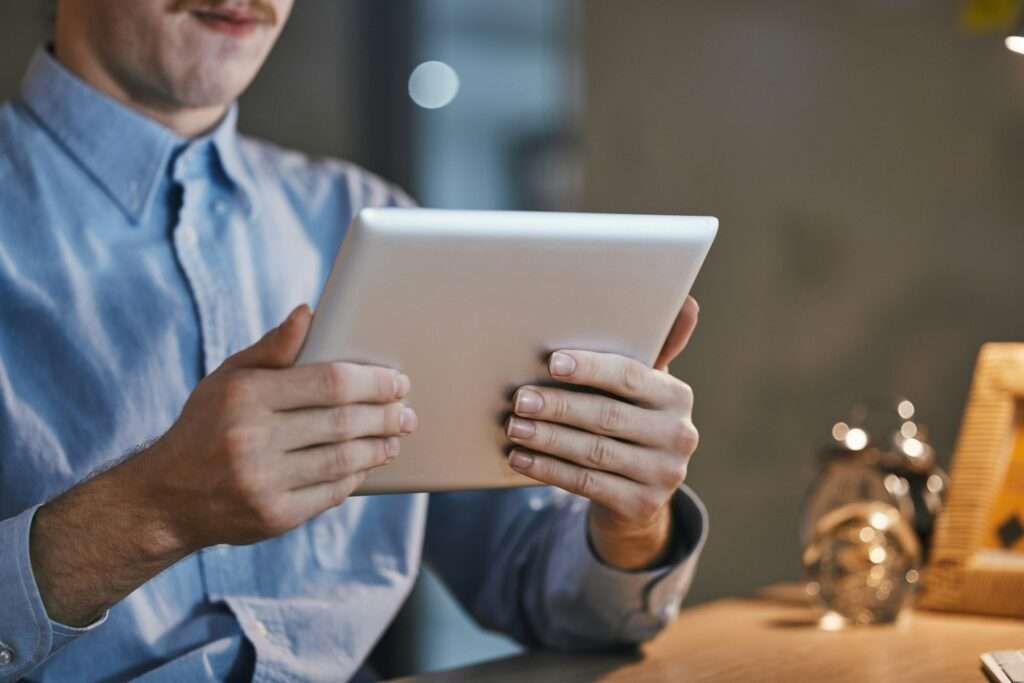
[179,225,198,247]
[660,602,680,621]
[253,621,269,638]
[0,643,15,666]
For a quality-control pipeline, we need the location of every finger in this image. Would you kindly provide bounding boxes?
[513,385,681,450]
[505,416,681,487]
[275,402,417,451]
[284,436,399,489]
[507,448,656,520]
[249,362,410,411]
[546,349,690,409]
[654,295,699,371]
[285,471,368,521]
[222,304,312,371]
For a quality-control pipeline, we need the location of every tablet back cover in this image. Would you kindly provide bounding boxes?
[297,208,717,494]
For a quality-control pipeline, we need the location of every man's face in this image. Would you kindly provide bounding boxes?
[64,0,295,110]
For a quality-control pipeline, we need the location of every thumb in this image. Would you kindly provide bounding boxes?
[222,304,313,371]
[654,296,699,372]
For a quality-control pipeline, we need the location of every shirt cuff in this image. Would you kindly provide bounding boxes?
[567,485,709,643]
[0,505,107,681]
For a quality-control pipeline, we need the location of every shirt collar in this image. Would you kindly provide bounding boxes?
[203,106,258,217]
[19,47,256,224]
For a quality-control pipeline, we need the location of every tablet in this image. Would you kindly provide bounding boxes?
[297,208,717,494]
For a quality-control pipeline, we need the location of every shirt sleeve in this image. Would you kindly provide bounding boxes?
[0,505,108,682]
[424,484,708,651]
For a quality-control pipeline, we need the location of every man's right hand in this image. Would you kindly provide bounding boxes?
[144,303,416,549]
[29,304,415,626]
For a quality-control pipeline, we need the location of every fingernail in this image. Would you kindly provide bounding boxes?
[507,417,536,439]
[550,352,576,377]
[400,407,417,434]
[385,436,400,458]
[394,373,411,398]
[509,451,534,470]
[515,388,543,414]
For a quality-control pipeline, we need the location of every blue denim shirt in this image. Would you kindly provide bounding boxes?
[0,49,708,682]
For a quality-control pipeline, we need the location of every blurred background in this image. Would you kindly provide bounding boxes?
[4,0,1024,677]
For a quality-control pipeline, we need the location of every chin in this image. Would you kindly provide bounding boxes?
[157,32,275,108]
[172,81,248,109]
[165,63,259,109]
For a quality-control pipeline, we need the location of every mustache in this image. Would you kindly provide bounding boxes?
[169,0,279,25]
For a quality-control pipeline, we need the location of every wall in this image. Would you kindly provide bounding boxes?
[583,0,1024,603]
[238,1,360,159]
[0,4,48,101]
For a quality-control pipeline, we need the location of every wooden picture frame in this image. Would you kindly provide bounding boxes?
[921,343,1024,617]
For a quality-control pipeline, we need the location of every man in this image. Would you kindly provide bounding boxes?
[0,1,708,681]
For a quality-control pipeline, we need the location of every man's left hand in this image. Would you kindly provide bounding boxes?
[506,296,700,571]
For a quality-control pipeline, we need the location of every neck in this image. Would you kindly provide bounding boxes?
[53,39,226,139]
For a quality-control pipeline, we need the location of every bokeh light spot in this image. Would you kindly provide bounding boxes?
[408,61,460,109]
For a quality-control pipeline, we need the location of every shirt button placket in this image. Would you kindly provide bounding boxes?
[175,166,229,373]
[174,217,216,373]
[179,224,199,248]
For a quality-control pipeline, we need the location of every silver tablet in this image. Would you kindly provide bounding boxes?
[297,208,717,494]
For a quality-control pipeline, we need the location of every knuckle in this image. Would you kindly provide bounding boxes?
[222,372,255,407]
[587,435,614,470]
[678,459,690,484]
[670,420,698,454]
[543,424,562,451]
[228,456,268,501]
[377,438,394,464]
[385,403,403,434]
[222,424,259,458]
[323,363,351,403]
[332,406,353,440]
[660,458,688,489]
[673,380,694,406]
[549,392,570,421]
[378,369,397,400]
[598,400,625,433]
[622,360,647,394]
[327,444,353,478]
[572,354,592,379]
[575,468,598,498]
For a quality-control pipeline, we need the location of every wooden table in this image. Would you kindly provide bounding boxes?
[389,585,1024,682]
